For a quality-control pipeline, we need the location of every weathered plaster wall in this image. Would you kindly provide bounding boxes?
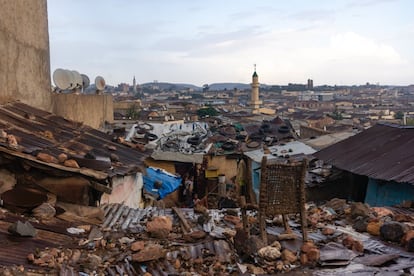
[113,100,141,116]
[0,0,52,110]
[206,155,238,184]
[100,173,143,209]
[52,93,114,129]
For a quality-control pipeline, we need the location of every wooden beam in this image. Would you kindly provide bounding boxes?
[172,207,191,233]
[90,180,112,194]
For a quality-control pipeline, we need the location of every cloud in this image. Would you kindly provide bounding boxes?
[328,32,404,64]
[48,1,414,85]
[261,31,408,84]
[345,0,399,8]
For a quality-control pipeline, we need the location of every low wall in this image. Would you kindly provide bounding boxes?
[52,93,113,129]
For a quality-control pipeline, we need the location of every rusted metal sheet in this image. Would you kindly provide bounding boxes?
[0,102,150,180]
[0,218,74,268]
[141,239,235,275]
[315,123,414,184]
[354,254,399,266]
[102,204,153,231]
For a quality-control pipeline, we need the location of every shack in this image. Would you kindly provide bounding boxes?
[314,123,414,206]
[0,102,150,211]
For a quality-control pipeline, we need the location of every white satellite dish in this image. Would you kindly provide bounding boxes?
[81,74,90,89]
[95,76,106,91]
[66,70,76,89]
[53,68,71,90]
[71,70,82,89]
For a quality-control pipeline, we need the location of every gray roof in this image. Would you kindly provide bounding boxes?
[0,102,150,181]
[314,123,414,184]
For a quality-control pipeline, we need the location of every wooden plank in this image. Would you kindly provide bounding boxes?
[90,180,112,194]
[172,207,191,232]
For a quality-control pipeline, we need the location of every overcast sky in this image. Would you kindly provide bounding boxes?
[48,0,414,86]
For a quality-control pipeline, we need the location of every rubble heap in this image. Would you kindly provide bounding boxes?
[0,198,414,275]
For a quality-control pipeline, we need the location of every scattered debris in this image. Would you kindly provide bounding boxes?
[8,221,37,237]
[146,215,172,238]
[1,197,414,275]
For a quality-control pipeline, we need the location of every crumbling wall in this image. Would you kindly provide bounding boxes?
[100,173,143,209]
[0,0,52,111]
[52,93,114,129]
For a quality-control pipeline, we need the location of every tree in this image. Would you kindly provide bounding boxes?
[197,106,218,118]
[330,107,343,120]
[394,111,404,120]
[202,84,209,92]
[126,104,140,120]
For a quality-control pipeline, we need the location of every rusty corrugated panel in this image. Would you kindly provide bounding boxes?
[100,204,236,274]
[314,123,414,184]
[102,204,155,231]
[0,219,74,268]
[143,239,235,275]
[0,102,151,180]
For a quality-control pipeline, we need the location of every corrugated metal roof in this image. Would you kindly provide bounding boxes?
[314,123,414,184]
[0,213,76,268]
[0,102,150,180]
[139,239,235,275]
[101,204,237,275]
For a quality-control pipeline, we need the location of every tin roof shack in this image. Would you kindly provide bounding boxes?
[314,123,414,206]
[0,102,150,210]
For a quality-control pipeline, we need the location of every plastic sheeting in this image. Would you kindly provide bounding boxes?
[143,167,182,199]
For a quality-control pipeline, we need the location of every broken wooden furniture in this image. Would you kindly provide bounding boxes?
[242,156,308,245]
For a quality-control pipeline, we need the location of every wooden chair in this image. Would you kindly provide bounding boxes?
[257,156,308,244]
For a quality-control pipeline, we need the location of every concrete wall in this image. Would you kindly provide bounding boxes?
[300,125,330,139]
[100,173,143,209]
[206,155,238,184]
[0,1,114,130]
[52,93,114,129]
[0,0,52,111]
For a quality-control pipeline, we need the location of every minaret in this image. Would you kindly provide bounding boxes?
[133,76,137,93]
[249,64,262,113]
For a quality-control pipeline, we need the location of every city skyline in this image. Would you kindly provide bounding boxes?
[48,0,414,86]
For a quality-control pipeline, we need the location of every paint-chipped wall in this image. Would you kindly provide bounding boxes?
[365,178,414,207]
[206,155,238,184]
[100,173,143,209]
[52,93,114,129]
[0,0,52,111]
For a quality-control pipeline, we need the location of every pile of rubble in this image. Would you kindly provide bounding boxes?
[1,198,414,275]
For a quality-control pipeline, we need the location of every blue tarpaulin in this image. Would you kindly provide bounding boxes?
[143,167,182,199]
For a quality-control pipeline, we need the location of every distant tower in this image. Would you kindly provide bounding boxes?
[307,78,313,90]
[133,76,137,93]
[249,64,262,113]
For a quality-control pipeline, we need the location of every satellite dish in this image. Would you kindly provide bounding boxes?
[53,68,71,90]
[81,74,90,89]
[66,70,76,89]
[95,76,106,91]
[71,70,82,89]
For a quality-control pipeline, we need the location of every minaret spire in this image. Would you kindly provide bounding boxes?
[249,65,262,113]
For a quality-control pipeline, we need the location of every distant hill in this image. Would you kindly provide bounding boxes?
[208,83,250,91]
[208,83,272,91]
[140,82,251,91]
[141,82,202,91]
